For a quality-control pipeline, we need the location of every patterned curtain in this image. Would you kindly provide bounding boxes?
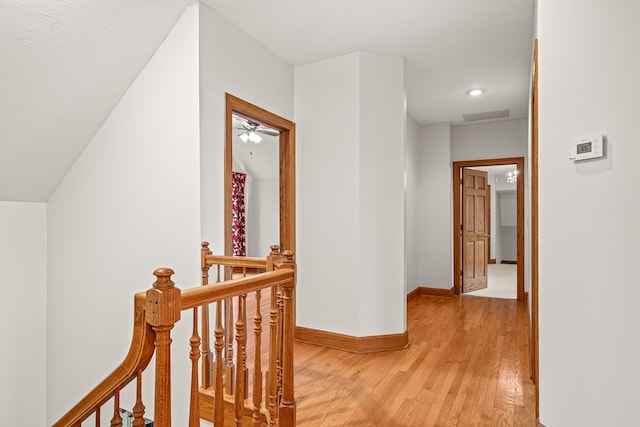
[231,172,247,256]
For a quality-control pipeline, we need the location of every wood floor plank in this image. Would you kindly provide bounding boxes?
[294,295,536,426]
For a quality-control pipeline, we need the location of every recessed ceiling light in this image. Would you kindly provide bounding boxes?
[466,88,485,97]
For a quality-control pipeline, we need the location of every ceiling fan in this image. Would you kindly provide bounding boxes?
[233,115,279,144]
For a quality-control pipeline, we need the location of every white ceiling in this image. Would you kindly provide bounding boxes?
[203,0,535,125]
[0,0,534,202]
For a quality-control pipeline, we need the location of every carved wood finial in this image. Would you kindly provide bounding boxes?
[282,250,294,263]
[152,268,175,290]
[270,244,281,256]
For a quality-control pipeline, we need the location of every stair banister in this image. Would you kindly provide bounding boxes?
[53,245,296,427]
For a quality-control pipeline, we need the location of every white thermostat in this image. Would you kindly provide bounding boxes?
[569,133,604,161]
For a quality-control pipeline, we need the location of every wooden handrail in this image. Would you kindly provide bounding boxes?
[204,254,268,269]
[180,270,294,310]
[52,294,156,427]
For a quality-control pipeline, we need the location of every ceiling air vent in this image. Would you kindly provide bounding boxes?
[462,109,509,123]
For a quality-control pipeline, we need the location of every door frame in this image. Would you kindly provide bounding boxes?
[452,157,525,302]
[531,38,540,419]
[225,93,296,255]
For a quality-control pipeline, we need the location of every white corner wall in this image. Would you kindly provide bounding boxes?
[358,52,406,335]
[405,115,420,293]
[537,1,640,425]
[295,52,406,336]
[295,53,361,335]
[47,4,201,424]
[0,202,46,426]
[198,3,293,256]
[417,123,453,289]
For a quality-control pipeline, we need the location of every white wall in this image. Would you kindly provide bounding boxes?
[295,52,406,336]
[417,123,453,289]
[537,1,640,425]
[488,172,497,259]
[499,191,517,261]
[295,53,360,334]
[47,5,201,424]
[198,3,293,256]
[500,192,517,226]
[500,226,517,261]
[0,202,47,426]
[452,118,528,161]
[358,52,406,335]
[493,189,503,263]
[246,177,279,257]
[405,115,420,293]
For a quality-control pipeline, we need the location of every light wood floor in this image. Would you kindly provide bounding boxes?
[294,295,536,426]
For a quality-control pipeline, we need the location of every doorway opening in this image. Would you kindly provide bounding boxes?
[452,157,525,302]
[225,93,296,257]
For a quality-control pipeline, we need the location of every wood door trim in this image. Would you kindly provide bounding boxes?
[452,157,525,302]
[224,93,296,256]
[531,38,540,418]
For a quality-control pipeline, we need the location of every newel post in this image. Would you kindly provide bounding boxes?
[266,244,282,272]
[277,251,296,427]
[146,268,181,427]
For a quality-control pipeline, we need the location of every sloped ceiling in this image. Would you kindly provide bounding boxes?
[0,0,534,202]
[0,0,192,202]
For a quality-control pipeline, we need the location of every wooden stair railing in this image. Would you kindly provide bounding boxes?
[53,243,296,427]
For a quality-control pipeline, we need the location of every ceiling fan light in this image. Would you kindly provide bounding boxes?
[249,131,261,143]
[239,132,249,143]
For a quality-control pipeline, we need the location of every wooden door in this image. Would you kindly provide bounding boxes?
[462,168,489,292]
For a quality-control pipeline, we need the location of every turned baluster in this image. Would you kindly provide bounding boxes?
[267,284,280,425]
[132,371,146,427]
[233,264,250,400]
[95,407,100,427]
[189,308,201,427]
[234,294,247,426]
[276,290,284,407]
[266,244,283,425]
[201,242,214,389]
[278,251,297,427]
[252,289,264,426]
[110,391,122,427]
[214,298,225,426]
[242,284,249,399]
[224,296,236,395]
[146,268,181,427]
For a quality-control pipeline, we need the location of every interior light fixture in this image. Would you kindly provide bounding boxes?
[239,130,263,144]
[249,131,261,143]
[507,169,518,184]
[466,88,485,97]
